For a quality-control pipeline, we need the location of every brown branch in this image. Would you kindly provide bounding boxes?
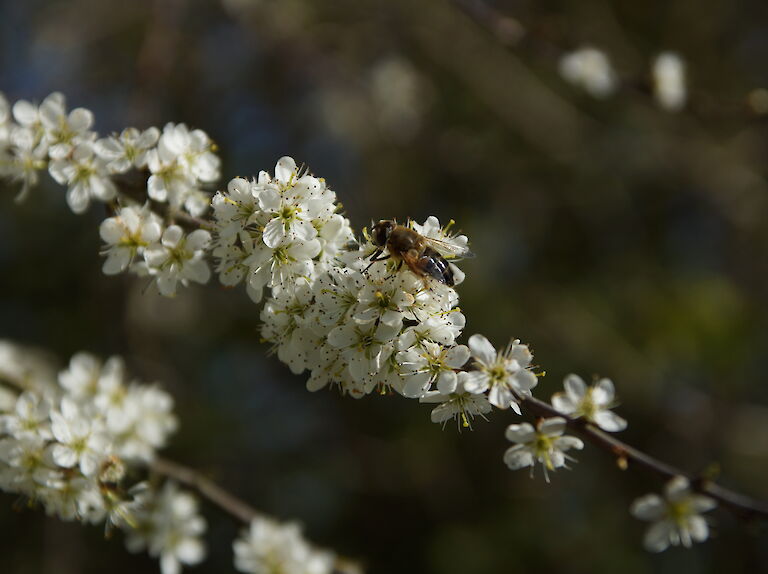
[518,395,768,521]
[150,457,363,574]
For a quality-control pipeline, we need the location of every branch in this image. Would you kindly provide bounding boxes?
[150,457,363,574]
[518,395,768,521]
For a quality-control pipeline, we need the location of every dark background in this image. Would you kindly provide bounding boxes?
[2,0,768,572]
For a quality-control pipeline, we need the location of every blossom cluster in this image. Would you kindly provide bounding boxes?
[234,517,335,574]
[0,91,219,297]
[1,89,727,557]
[207,158,543,431]
[0,341,205,574]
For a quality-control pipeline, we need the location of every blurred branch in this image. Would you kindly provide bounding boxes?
[394,0,597,164]
[150,457,363,574]
[151,457,264,524]
[430,0,768,230]
[519,395,768,521]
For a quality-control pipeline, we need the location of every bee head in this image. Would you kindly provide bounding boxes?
[371,220,395,247]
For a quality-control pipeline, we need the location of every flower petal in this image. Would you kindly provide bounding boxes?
[468,334,496,366]
[505,423,535,443]
[563,374,587,400]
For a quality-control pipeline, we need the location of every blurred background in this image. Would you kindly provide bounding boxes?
[2,0,768,572]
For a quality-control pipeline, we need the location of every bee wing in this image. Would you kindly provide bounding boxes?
[423,236,475,259]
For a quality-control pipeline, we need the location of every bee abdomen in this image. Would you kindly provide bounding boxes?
[420,247,454,286]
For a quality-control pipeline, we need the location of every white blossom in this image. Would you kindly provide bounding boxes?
[2,126,48,201]
[398,341,469,398]
[503,417,584,481]
[420,372,492,429]
[462,334,537,412]
[353,274,415,328]
[260,283,316,375]
[559,47,617,98]
[630,476,716,552]
[38,93,95,159]
[551,374,627,432]
[244,239,321,303]
[100,203,163,275]
[327,320,400,390]
[49,141,117,213]
[0,391,52,440]
[49,397,109,477]
[95,127,160,172]
[147,122,219,216]
[144,225,212,296]
[233,518,334,574]
[652,52,686,112]
[126,481,207,574]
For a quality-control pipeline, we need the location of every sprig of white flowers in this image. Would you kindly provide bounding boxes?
[0,340,343,574]
[0,341,201,574]
[9,90,768,562]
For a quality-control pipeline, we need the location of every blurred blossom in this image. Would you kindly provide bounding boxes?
[369,57,428,143]
[559,47,617,98]
[233,518,334,574]
[551,374,627,432]
[652,52,687,112]
[630,476,716,552]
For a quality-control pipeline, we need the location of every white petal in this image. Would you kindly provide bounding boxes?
[664,476,691,502]
[460,371,489,394]
[445,345,470,368]
[13,100,38,125]
[503,446,534,470]
[488,384,515,409]
[262,218,286,248]
[644,520,673,552]
[327,325,357,348]
[275,156,296,184]
[554,436,583,451]
[513,369,538,391]
[66,184,91,214]
[162,225,183,248]
[630,494,665,521]
[103,251,131,275]
[689,495,717,514]
[468,334,496,366]
[68,108,93,131]
[160,553,181,574]
[593,410,627,432]
[551,393,577,414]
[403,373,432,398]
[688,515,709,542]
[51,444,78,468]
[436,371,457,395]
[184,260,211,284]
[538,417,566,436]
[592,378,615,405]
[505,423,535,443]
[563,374,587,400]
[176,538,205,564]
[185,229,211,252]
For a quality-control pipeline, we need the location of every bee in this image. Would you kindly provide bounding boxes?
[367,220,473,286]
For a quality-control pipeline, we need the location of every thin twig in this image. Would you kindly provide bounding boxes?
[518,395,768,520]
[150,457,363,574]
[150,457,264,524]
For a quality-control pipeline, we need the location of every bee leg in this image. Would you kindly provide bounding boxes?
[363,251,390,273]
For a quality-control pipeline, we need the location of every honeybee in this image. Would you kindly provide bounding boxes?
[367,220,473,286]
